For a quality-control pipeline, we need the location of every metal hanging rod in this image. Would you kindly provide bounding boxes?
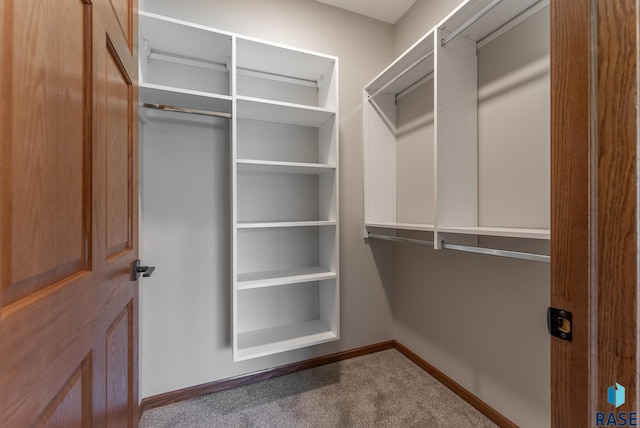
[396,71,434,101]
[367,233,550,263]
[237,67,318,88]
[475,0,549,49]
[366,50,434,101]
[367,233,434,247]
[149,50,228,72]
[142,103,232,119]
[441,0,505,47]
[440,241,550,263]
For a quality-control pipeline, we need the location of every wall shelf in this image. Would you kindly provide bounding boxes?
[237,221,336,229]
[140,83,232,114]
[237,266,337,290]
[237,96,335,127]
[237,159,336,175]
[365,222,435,232]
[436,226,550,240]
[236,320,337,361]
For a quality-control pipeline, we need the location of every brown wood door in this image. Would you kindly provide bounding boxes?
[551,0,638,426]
[0,0,139,426]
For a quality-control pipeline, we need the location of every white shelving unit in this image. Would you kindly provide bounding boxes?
[233,35,339,361]
[364,0,549,252]
[139,12,339,362]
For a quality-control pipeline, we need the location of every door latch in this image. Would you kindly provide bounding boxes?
[132,259,155,281]
[547,307,572,341]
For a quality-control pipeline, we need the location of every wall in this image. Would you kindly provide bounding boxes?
[391,1,551,427]
[138,0,397,399]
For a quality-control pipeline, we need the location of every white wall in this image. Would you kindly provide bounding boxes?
[139,0,396,399]
[391,1,551,427]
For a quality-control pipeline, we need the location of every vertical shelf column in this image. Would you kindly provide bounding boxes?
[232,37,339,361]
[434,28,478,249]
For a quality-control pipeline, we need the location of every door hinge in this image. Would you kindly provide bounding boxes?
[547,307,572,342]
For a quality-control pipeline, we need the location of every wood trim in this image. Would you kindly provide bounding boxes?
[551,0,639,425]
[140,340,515,428]
[550,0,593,426]
[393,342,518,428]
[139,341,396,413]
[595,0,638,413]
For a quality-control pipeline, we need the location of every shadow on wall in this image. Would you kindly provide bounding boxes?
[394,243,550,406]
[366,237,399,310]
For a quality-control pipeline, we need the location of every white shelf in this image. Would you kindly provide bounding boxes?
[237,159,336,175]
[366,30,435,96]
[237,267,336,290]
[237,96,335,127]
[365,222,435,232]
[235,320,337,361]
[237,221,336,229]
[439,0,543,43]
[140,83,232,113]
[437,226,550,240]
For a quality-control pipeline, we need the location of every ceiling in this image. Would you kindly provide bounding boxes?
[315,0,418,24]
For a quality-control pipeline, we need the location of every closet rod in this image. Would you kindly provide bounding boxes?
[367,233,434,247]
[396,71,434,101]
[441,0,504,46]
[142,103,232,119]
[440,241,550,263]
[475,0,549,49]
[367,233,550,263]
[237,67,318,88]
[149,50,227,72]
[148,50,317,88]
[366,50,434,101]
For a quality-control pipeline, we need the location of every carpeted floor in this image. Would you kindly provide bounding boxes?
[139,349,499,427]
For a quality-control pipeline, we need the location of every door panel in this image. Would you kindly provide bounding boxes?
[106,302,134,427]
[108,0,133,50]
[36,356,92,428]
[3,0,89,307]
[0,0,139,426]
[103,43,133,258]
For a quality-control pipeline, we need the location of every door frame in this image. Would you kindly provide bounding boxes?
[551,0,639,426]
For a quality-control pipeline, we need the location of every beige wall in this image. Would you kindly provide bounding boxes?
[391,1,551,427]
[139,0,396,398]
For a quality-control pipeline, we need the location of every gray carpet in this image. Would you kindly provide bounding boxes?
[139,349,499,427]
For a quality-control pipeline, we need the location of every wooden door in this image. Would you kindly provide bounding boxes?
[0,0,139,426]
[551,0,638,426]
